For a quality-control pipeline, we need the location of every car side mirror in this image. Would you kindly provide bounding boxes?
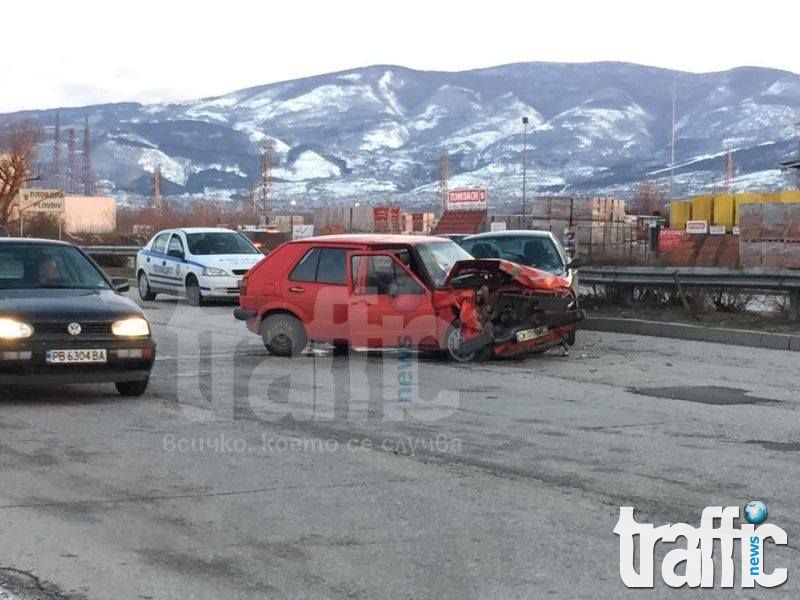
[387,283,400,297]
[566,257,584,270]
[112,277,130,293]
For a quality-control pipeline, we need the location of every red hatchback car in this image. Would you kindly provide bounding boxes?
[234,235,585,360]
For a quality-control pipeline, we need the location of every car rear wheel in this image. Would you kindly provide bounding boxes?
[262,314,308,357]
[138,272,156,301]
[115,379,149,397]
[186,275,204,307]
[567,330,576,346]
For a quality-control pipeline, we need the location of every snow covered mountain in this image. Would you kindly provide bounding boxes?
[5,62,800,209]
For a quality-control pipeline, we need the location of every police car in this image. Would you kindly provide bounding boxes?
[136,228,264,305]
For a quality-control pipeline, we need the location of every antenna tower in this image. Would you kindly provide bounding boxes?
[82,117,96,196]
[67,128,77,193]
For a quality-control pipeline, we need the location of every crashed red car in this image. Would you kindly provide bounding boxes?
[234,235,585,360]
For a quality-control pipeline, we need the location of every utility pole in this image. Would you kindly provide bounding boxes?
[725,148,734,192]
[153,165,163,213]
[259,138,274,226]
[669,84,676,201]
[438,148,449,214]
[51,112,61,189]
[521,116,529,229]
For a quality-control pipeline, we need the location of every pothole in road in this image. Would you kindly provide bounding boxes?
[628,386,779,406]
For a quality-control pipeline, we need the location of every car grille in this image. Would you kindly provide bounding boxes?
[32,322,112,337]
[232,269,248,276]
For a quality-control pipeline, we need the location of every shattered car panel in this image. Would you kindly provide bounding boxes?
[436,258,585,358]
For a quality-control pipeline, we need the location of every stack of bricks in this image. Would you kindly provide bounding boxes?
[527,196,629,256]
[739,203,800,269]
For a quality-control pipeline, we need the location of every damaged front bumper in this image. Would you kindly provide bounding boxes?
[458,308,586,357]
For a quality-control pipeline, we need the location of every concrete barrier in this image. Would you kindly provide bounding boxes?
[583,317,799,352]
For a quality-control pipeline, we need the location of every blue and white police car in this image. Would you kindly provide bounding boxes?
[136,228,264,305]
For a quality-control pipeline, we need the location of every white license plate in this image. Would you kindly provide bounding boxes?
[516,326,549,343]
[46,349,108,364]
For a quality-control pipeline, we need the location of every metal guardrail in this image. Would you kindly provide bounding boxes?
[82,245,141,258]
[580,266,800,291]
[80,246,800,291]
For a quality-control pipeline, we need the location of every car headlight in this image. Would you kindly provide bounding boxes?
[0,318,34,340]
[202,267,228,277]
[112,317,151,337]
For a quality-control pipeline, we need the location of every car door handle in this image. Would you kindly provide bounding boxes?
[146,257,150,263]
[288,286,305,293]
[350,300,370,306]
[162,261,167,266]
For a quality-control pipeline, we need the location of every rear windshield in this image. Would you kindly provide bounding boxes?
[185,232,260,256]
[0,243,109,290]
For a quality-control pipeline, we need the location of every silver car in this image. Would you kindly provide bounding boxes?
[460,230,583,294]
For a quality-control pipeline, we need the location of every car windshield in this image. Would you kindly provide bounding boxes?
[0,243,110,290]
[185,232,260,255]
[461,235,566,272]
[416,241,474,288]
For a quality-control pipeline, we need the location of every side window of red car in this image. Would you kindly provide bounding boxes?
[352,255,424,295]
[289,247,347,285]
[316,249,347,285]
[289,248,320,282]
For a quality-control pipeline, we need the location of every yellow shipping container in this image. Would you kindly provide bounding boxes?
[691,194,713,223]
[778,190,800,203]
[670,200,692,229]
[734,192,763,225]
[713,194,735,230]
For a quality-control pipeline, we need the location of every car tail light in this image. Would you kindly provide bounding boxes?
[240,274,249,296]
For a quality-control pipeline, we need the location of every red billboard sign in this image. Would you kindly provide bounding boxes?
[446,188,487,210]
[658,227,686,252]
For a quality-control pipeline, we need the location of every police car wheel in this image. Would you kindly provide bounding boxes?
[186,276,204,307]
[138,271,156,301]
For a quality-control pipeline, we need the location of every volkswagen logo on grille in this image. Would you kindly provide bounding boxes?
[67,323,82,336]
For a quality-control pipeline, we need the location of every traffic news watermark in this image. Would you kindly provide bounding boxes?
[614,503,787,588]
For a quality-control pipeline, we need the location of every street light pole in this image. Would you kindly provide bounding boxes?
[521,116,529,229]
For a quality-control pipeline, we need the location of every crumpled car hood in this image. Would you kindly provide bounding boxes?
[443,259,569,291]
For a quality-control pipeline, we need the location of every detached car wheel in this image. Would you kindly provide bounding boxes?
[567,330,576,346]
[445,322,492,363]
[116,379,149,397]
[262,314,308,357]
[138,272,156,301]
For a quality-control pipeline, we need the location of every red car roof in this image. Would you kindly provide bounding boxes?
[288,234,450,247]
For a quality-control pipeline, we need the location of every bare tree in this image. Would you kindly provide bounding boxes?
[0,120,43,227]
[630,180,666,216]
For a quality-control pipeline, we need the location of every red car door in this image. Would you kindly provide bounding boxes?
[283,246,350,341]
[348,252,436,348]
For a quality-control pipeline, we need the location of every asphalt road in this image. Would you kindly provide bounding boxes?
[1,294,799,599]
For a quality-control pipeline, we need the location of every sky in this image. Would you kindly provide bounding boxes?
[2,0,798,113]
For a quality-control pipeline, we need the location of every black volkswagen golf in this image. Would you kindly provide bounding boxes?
[0,239,156,396]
